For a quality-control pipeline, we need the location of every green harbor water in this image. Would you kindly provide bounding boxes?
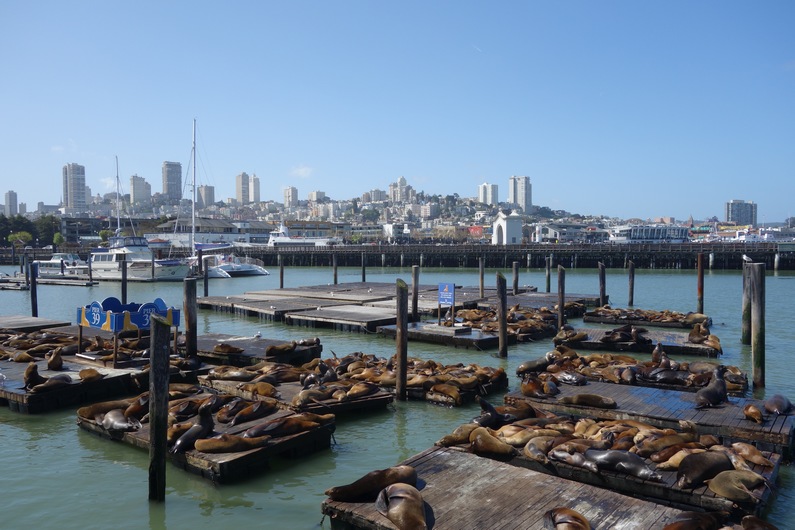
[1,265,794,529]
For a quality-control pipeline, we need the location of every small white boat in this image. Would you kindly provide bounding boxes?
[91,235,191,282]
[34,252,89,278]
[267,223,341,248]
[206,254,269,277]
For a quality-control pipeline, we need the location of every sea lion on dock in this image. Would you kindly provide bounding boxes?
[99,409,142,433]
[229,398,279,426]
[375,483,427,530]
[675,451,734,489]
[741,515,780,530]
[743,404,766,424]
[584,449,664,481]
[694,365,728,409]
[30,373,72,392]
[242,415,320,439]
[194,433,271,453]
[543,507,590,530]
[265,341,297,355]
[662,511,727,530]
[731,442,774,468]
[325,465,418,502]
[46,347,63,370]
[548,448,599,473]
[436,422,480,447]
[707,469,767,504]
[77,398,136,421]
[216,397,253,423]
[468,426,517,458]
[764,394,792,415]
[236,381,280,398]
[559,393,617,409]
[170,403,215,454]
[213,343,244,354]
[79,368,104,383]
[23,362,48,390]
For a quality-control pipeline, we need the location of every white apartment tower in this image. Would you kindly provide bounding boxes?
[478,182,498,206]
[249,174,260,204]
[4,190,18,216]
[284,186,298,207]
[129,175,151,206]
[62,163,86,211]
[507,175,532,213]
[162,161,182,202]
[198,185,215,209]
[236,172,250,205]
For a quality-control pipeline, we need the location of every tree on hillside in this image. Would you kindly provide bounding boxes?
[7,231,33,246]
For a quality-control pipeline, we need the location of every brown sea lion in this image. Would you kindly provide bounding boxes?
[236,381,280,398]
[194,433,271,453]
[763,394,792,415]
[216,397,252,423]
[167,421,194,446]
[707,469,767,504]
[662,511,727,530]
[559,393,617,409]
[30,373,72,392]
[213,343,244,354]
[436,422,480,447]
[584,449,663,481]
[655,448,706,471]
[741,515,780,529]
[170,403,215,454]
[229,398,279,426]
[77,398,136,421]
[731,442,774,468]
[325,465,418,502]
[429,383,462,406]
[265,341,297,355]
[548,448,599,473]
[468,426,517,458]
[242,415,320,438]
[694,365,728,409]
[634,432,698,458]
[676,451,734,489]
[544,507,590,530]
[743,404,765,424]
[649,442,705,463]
[46,347,64,370]
[23,362,48,390]
[374,483,427,530]
[346,381,380,399]
[79,368,105,383]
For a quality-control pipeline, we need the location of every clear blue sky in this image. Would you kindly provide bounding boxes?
[1,1,793,223]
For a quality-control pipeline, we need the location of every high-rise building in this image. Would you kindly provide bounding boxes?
[198,185,215,209]
[308,191,326,202]
[249,174,260,204]
[725,199,757,227]
[130,175,151,206]
[478,182,498,206]
[507,175,532,213]
[4,190,18,216]
[62,163,86,211]
[162,161,182,202]
[236,172,250,205]
[284,186,298,207]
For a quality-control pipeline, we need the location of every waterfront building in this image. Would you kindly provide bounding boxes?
[62,163,86,212]
[533,222,609,244]
[478,182,498,206]
[198,185,215,209]
[129,175,151,206]
[506,175,532,213]
[284,186,298,207]
[492,210,523,245]
[609,224,690,243]
[236,172,250,205]
[725,199,757,227]
[162,161,182,202]
[4,190,18,217]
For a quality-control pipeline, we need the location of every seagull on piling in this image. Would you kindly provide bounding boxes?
[742,254,753,263]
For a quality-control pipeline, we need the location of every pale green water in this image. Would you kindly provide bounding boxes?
[1,265,793,529]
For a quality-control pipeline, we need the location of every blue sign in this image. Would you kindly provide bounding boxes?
[77,296,180,333]
[438,283,455,305]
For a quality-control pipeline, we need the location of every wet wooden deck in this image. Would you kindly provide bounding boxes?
[504,381,795,458]
[0,315,71,332]
[560,327,722,357]
[321,446,689,530]
[194,333,322,366]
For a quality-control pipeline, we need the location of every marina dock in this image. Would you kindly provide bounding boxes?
[559,326,723,357]
[194,332,323,366]
[321,446,690,530]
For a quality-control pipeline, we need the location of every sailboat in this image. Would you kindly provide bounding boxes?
[90,158,191,282]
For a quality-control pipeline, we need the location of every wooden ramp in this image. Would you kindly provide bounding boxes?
[561,327,721,357]
[194,333,322,366]
[504,381,795,458]
[321,447,688,530]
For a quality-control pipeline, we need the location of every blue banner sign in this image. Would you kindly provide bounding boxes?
[77,296,180,333]
[438,283,455,305]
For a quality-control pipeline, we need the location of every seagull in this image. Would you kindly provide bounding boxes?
[254,331,262,339]
[742,254,753,263]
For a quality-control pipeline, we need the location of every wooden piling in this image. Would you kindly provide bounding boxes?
[512,261,519,295]
[558,265,566,330]
[361,252,366,282]
[197,248,204,274]
[183,277,197,358]
[279,254,284,289]
[203,260,209,297]
[741,263,751,345]
[121,262,128,305]
[148,315,171,502]
[479,257,485,298]
[411,265,419,322]
[697,253,704,315]
[497,272,507,358]
[88,255,93,283]
[333,253,338,285]
[29,262,38,317]
[628,261,635,307]
[395,279,408,401]
[545,256,551,293]
[598,262,606,307]
[750,263,766,388]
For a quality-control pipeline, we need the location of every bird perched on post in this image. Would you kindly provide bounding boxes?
[742,254,753,263]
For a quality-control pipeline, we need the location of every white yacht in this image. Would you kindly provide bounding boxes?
[206,254,269,277]
[266,223,341,248]
[34,252,89,278]
[90,235,191,282]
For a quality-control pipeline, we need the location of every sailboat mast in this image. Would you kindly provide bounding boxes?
[115,156,121,234]
[191,119,197,255]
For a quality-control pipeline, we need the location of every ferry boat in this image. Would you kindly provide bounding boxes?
[90,235,191,282]
[266,223,341,248]
[34,252,89,278]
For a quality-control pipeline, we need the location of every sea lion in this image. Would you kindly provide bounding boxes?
[763,394,792,415]
[662,511,727,530]
[30,373,72,392]
[743,404,766,424]
[375,483,427,530]
[634,432,698,458]
[325,465,418,502]
[194,433,271,453]
[242,415,319,438]
[472,396,516,429]
[213,343,244,354]
[79,368,105,383]
[23,362,48,390]
[741,515,780,530]
[707,469,767,504]
[99,408,142,433]
[468,426,517,458]
[559,393,617,409]
[676,451,734,489]
[216,397,252,423]
[229,398,279,426]
[265,341,297,355]
[655,448,706,471]
[649,442,705,464]
[731,442,774,468]
[694,365,728,409]
[515,354,553,376]
[46,347,64,370]
[543,507,590,530]
[167,421,194,446]
[584,449,663,481]
[428,383,462,406]
[548,448,599,473]
[170,403,215,454]
[77,398,136,421]
[346,381,380,399]
[436,422,480,447]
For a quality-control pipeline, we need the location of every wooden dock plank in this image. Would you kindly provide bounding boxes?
[0,315,71,332]
[567,327,721,357]
[194,332,322,366]
[322,447,688,530]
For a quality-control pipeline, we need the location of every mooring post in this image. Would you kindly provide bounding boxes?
[395,279,408,401]
[183,277,197,358]
[512,261,519,295]
[361,252,366,282]
[628,261,635,307]
[598,262,606,307]
[545,256,551,293]
[148,315,171,502]
[479,257,485,298]
[197,248,203,275]
[558,265,566,330]
[88,255,93,283]
[741,263,752,345]
[203,258,209,297]
[497,272,507,358]
[411,265,419,322]
[332,253,338,285]
[279,254,284,289]
[29,262,38,317]
[23,254,29,285]
[750,263,766,388]
[151,254,155,280]
[121,262,128,305]
[697,253,704,315]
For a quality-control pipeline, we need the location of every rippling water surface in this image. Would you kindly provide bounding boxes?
[1,265,793,529]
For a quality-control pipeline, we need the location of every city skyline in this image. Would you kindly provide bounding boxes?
[1,3,793,223]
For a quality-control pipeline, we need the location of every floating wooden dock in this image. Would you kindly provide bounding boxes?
[78,401,335,483]
[194,333,322,366]
[504,381,795,458]
[321,446,689,530]
[378,322,505,350]
[0,315,71,333]
[560,327,722,357]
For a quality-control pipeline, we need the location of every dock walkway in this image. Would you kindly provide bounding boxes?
[321,446,688,530]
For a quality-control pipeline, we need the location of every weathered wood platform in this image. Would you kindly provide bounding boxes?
[77,404,335,483]
[0,357,138,414]
[477,290,602,311]
[561,327,722,357]
[285,304,399,332]
[583,314,713,329]
[194,333,322,366]
[0,315,71,332]
[505,381,795,458]
[378,322,506,350]
[321,446,689,530]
